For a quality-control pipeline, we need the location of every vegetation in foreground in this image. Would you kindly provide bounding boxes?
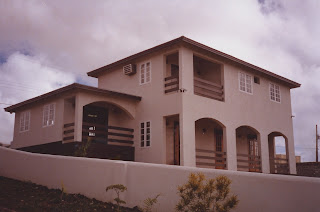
[0,176,140,212]
[176,173,239,212]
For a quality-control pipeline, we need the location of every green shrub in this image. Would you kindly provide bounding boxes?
[106,184,127,212]
[176,173,239,212]
[139,194,161,212]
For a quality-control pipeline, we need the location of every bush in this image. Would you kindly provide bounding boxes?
[176,173,239,212]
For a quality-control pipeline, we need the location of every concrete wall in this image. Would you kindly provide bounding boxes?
[0,147,319,212]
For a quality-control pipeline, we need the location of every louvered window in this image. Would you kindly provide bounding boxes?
[43,103,55,127]
[140,121,151,147]
[140,62,151,85]
[270,83,281,103]
[19,111,30,132]
[239,72,252,94]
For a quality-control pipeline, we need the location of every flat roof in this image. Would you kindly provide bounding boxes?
[87,36,300,88]
[4,83,142,113]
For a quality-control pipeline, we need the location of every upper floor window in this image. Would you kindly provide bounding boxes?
[239,72,252,94]
[270,83,281,103]
[140,62,151,85]
[19,111,30,132]
[43,103,55,127]
[140,121,151,147]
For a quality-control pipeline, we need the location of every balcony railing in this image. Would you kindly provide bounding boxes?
[63,122,75,143]
[194,77,224,101]
[82,122,134,146]
[270,157,289,174]
[196,148,226,169]
[164,76,179,94]
[237,154,261,172]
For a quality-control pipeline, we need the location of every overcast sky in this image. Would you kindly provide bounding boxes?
[0,0,319,161]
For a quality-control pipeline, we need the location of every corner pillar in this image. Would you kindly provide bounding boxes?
[74,94,84,142]
[225,126,237,171]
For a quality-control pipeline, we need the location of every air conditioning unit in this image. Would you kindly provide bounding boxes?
[123,64,136,76]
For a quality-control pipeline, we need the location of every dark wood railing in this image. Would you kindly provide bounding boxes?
[194,77,224,101]
[82,122,134,146]
[196,149,226,169]
[164,76,179,94]
[270,157,289,174]
[63,122,75,142]
[237,154,261,172]
[107,125,134,145]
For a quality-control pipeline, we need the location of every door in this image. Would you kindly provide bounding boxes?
[248,135,259,172]
[215,129,224,169]
[82,105,108,143]
[173,121,180,165]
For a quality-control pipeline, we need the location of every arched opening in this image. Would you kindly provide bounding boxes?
[63,101,135,161]
[236,126,261,172]
[268,132,290,174]
[195,118,226,169]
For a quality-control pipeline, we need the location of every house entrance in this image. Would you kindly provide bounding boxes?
[174,121,180,165]
[82,105,108,143]
[165,115,180,165]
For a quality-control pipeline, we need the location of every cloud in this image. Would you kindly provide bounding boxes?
[0,0,319,161]
[0,52,75,143]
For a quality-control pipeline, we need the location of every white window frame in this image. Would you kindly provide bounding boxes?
[19,111,30,133]
[269,83,281,103]
[238,72,253,94]
[140,121,151,148]
[140,61,151,85]
[43,103,56,127]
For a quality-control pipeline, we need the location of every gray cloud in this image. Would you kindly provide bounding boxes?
[0,0,319,161]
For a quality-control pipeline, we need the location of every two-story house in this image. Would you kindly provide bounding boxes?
[5,36,300,174]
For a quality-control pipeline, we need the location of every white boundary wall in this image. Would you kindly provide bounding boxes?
[1,146,320,212]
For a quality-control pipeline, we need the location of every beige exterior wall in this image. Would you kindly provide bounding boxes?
[1,147,319,212]
[11,90,138,149]
[9,44,297,174]
[11,98,65,148]
[97,46,296,174]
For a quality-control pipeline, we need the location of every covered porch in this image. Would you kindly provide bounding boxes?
[61,86,141,161]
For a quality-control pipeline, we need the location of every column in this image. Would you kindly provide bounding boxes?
[225,126,237,171]
[74,94,83,142]
[179,47,196,167]
[260,132,270,173]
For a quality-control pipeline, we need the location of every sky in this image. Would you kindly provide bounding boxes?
[0,0,319,161]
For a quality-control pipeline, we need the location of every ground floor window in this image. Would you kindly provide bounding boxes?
[140,121,151,147]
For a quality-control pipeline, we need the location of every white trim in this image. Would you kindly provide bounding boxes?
[269,83,281,103]
[140,121,151,148]
[139,61,151,85]
[19,110,31,133]
[238,71,253,95]
[42,103,56,127]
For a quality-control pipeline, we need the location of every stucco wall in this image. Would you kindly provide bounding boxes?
[96,46,297,174]
[0,147,319,212]
[11,98,65,148]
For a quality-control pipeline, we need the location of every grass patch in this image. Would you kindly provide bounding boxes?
[0,176,140,212]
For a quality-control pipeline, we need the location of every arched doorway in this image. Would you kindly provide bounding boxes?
[63,101,135,161]
[236,126,261,172]
[268,132,290,174]
[195,118,226,169]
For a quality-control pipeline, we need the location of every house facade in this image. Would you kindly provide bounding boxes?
[5,36,300,174]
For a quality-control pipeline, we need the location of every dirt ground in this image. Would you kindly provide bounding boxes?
[0,176,140,212]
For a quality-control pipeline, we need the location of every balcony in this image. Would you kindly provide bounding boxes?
[193,55,224,101]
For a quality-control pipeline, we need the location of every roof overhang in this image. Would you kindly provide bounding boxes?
[4,83,142,113]
[87,36,300,89]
